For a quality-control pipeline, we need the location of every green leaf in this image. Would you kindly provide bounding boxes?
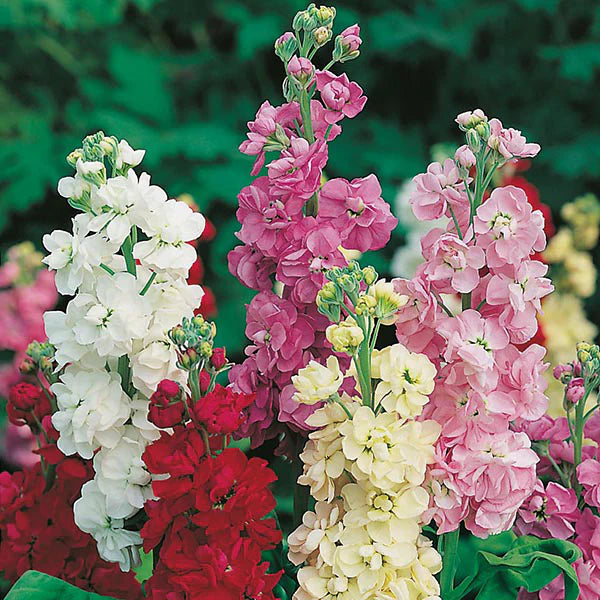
[450,533,581,600]
[6,571,117,599]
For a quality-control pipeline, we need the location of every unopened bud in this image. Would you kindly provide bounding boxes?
[362,266,378,286]
[66,149,84,168]
[275,31,298,62]
[313,26,331,46]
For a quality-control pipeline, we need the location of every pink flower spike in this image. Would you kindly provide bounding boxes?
[315,70,367,124]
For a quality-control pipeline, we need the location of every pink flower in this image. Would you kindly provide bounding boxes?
[318,174,397,252]
[538,560,600,600]
[452,430,538,537]
[473,185,546,269]
[486,260,553,343]
[227,244,275,290]
[410,159,466,221]
[438,309,509,389]
[277,224,346,304]
[575,508,600,566]
[315,71,367,124]
[277,100,342,143]
[421,229,485,294]
[515,480,578,539]
[454,144,476,168]
[566,377,585,405]
[495,344,549,421]
[339,24,362,53]
[578,459,600,508]
[244,291,315,376]
[236,177,303,257]
[239,101,282,176]
[455,108,487,128]
[267,137,328,200]
[488,117,541,159]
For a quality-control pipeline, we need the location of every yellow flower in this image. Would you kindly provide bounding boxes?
[326,318,365,354]
[368,279,409,324]
[372,345,436,419]
[293,356,344,405]
[335,526,417,594]
[563,251,596,298]
[540,294,598,365]
[342,480,427,545]
[288,500,344,567]
[543,228,574,263]
[295,565,363,600]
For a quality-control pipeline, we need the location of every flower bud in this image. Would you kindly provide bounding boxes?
[66,148,84,168]
[275,31,298,62]
[455,109,487,130]
[565,377,585,405]
[577,342,593,365]
[7,382,52,432]
[465,129,481,153]
[454,144,476,168]
[355,294,377,316]
[19,357,37,375]
[210,347,227,370]
[315,6,336,26]
[199,341,213,359]
[313,26,331,46]
[287,56,315,86]
[362,266,378,286]
[553,363,573,383]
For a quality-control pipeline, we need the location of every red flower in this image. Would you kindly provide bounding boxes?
[193,384,254,435]
[148,379,185,428]
[210,347,227,370]
[7,382,51,432]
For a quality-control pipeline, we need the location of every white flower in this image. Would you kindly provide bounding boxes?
[131,395,161,442]
[51,366,130,459]
[74,480,142,571]
[94,428,154,519]
[294,565,363,600]
[70,272,152,357]
[42,214,118,295]
[116,140,145,170]
[133,199,205,275]
[130,337,185,398]
[89,171,167,245]
[293,356,344,405]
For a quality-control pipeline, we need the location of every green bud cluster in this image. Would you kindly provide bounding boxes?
[169,315,216,371]
[577,341,600,373]
[316,261,379,322]
[23,340,57,380]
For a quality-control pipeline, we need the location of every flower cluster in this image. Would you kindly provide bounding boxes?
[514,343,600,599]
[139,316,282,600]
[289,264,443,600]
[40,132,205,569]
[391,109,548,541]
[229,5,397,448]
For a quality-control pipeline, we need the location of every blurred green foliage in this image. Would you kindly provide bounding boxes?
[2,0,600,356]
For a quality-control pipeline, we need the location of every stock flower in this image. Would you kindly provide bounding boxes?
[409,159,465,221]
[315,71,367,124]
[473,185,546,268]
[288,500,343,566]
[74,480,142,571]
[43,214,118,295]
[227,243,276,290]
[454,144,476,168]
[133,199,205,275]
[192,384,254,435]
[421,229,485,294]
[51,366,130,459]
[577,459,600,508]
[239,101,282,176]
[318,175,396,252]
[487,118,540,159]
[148,379,185,428]
[69,272,152,357]
[293,356,344,405]
[94,430,154,519]
[372,344,436,418]
[268,137,328,201]
[89,170,167,245]
[515,480,578,539]
[7,382,51,431]
[236,177,303,256]
[116,139,145,170]
[130,338,184,398]
[326,318,364,353]
[295,564,363,600]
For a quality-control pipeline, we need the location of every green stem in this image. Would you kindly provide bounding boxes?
[121,232,137,277]
[461,293,471,311]
[189,368,201,403]
[439,528,460,597]
[447,205,463,240]
[118,355,131,395]
[99,263,115,276]
[299,89,314,143]
[140,271,157,296]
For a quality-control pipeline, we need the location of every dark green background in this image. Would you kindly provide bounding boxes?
[2,0,600,353]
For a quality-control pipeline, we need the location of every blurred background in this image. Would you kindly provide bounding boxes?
[1,0,600,416]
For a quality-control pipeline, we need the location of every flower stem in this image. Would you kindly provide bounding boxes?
[439,527,460,597]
